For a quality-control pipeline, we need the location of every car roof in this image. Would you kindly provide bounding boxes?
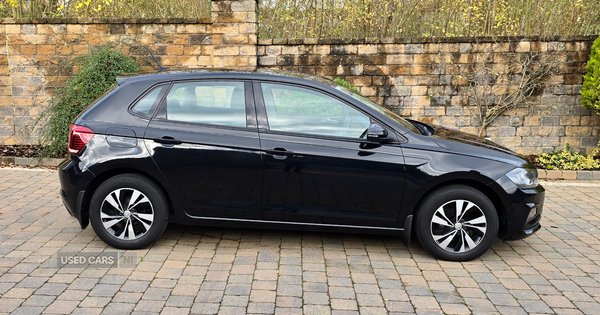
[117,68,338,88]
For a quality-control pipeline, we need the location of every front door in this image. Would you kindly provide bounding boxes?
[255,82,406,227]
[145,80,263,220]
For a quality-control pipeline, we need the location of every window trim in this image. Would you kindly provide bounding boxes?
[152,79,257,131]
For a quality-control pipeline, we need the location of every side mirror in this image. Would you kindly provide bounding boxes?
[366,123,388,142]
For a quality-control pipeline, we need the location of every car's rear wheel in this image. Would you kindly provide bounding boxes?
[89,174,169,249]
[415,185,499,261]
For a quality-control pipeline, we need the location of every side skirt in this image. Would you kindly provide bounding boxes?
[176,214,405,236]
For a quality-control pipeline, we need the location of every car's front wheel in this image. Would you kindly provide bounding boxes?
[415,185,499,261]
[89,174,169,249]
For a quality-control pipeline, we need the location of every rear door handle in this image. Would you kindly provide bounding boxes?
[153,136,182,145]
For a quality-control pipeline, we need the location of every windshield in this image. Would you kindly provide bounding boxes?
[334,85,420,134]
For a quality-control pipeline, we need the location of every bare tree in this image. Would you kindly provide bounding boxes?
[454,47,562,136]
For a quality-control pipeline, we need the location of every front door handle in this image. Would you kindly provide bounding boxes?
[266,147,293,160]
[154,136,182,145]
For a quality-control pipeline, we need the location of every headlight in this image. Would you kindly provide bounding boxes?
[506,167,538,189]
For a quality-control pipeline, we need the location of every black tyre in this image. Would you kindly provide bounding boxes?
[89,174,169,249]
[414,185,499,261]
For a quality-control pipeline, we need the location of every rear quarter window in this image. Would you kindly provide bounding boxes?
[131,85,168,118]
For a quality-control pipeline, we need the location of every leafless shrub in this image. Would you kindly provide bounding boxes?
[453,47,562,136]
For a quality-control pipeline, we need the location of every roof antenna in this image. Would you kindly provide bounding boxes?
[145,47,167,71]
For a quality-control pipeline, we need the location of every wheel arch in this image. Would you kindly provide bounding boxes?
[409,178,507,238]
[80,167,176,229]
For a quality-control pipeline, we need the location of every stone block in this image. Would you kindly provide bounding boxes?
[386,54,412,65]
[566,126,592,136]
[238,23,257,34]
[167,45,184,55]
[314,45,330,55]
[358,44,377,55]
[331,45,357,55]
[405,44,424,53]
[560,116,580,125]
[430,96,450,106]
[176,24,207,34]
[5,25,21,34]
[389,65,409,75]
[213,45,239,56]
[411,86,428,96]
[82,24,109,34]
[516,41,531,52]
[183,46,202,55]
[577,171,593,180]
[545,170,562,179]
[230,0,256,12]
[14,157,29,165]
[410,65,428,75]
[37,45,55,55]
[239,45,256,56]
[499,126,516,137]
[593,171,600,180]
[562,170,577,180]
[211,24,238,34]
[258,39,272,45]
[282,46,299,55]
[258,56,276,66]
[379,44,403,54]
[537,169,547,179]
[178,56,197,66]
[391,86,411,96]
[222,34,249,44]
[24,35,47,44]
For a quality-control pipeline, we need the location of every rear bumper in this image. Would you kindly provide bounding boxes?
[492,175,545,241]
[58,158,95,229]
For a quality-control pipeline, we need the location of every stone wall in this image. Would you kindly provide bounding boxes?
[257,37,600,155]
[1,0,599,154]
[0,0,257,145]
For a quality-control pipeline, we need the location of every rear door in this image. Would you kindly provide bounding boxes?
[145,80,263,220]
[254,82,406,227]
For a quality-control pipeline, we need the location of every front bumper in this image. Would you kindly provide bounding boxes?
[58,158,95,229]
[493,175,545,240]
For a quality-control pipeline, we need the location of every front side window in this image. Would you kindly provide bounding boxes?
[164,81,246,128]
[261,83,370,138]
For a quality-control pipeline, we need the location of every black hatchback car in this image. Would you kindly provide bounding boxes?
[59,69,544,261]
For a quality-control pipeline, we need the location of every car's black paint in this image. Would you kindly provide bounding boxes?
[58,69,544,248]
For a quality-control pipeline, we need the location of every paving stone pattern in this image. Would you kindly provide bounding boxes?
[1,168,600,314]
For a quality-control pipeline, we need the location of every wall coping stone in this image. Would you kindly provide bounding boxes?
[0,156,64,167]
[1,17,212,24]
[537,169,600,180]
[259,35,598,45]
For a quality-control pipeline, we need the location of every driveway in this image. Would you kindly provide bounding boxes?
[1,168,600,314]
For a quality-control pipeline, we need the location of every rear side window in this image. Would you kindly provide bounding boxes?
[131,85,168,117]
[164,81,246,128]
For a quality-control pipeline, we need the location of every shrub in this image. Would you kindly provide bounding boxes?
[536,143,600,170]
[582,36,600,113]
[38,46,140,157]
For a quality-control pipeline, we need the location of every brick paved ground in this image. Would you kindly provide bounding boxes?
[1,168,600,315]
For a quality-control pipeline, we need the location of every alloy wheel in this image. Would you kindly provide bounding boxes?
[100,188,154,240]
[430,199,487,253]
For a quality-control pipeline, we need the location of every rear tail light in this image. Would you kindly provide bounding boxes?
[68,125,95,155]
